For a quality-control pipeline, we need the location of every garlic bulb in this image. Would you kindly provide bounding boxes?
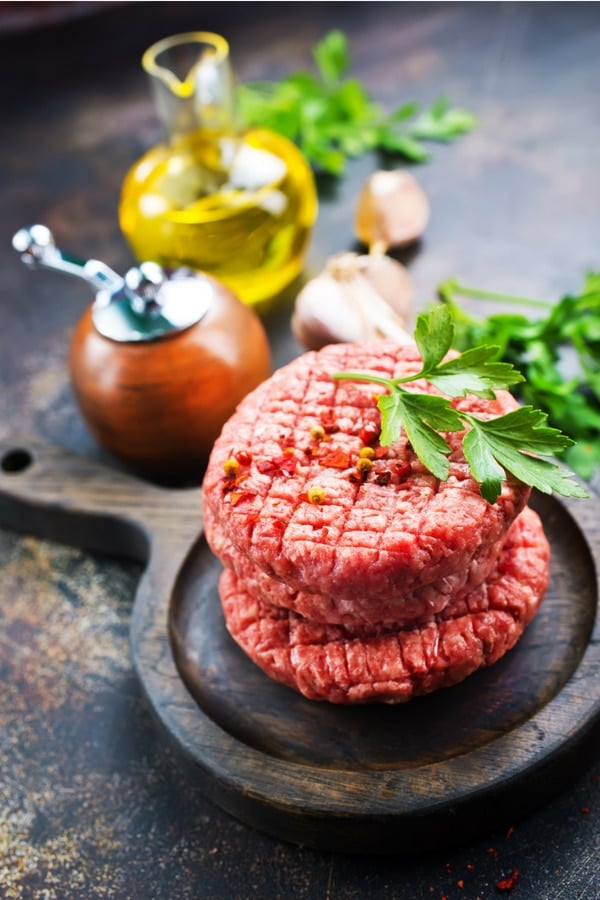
[291,252,415,351]
[354,169,429,251]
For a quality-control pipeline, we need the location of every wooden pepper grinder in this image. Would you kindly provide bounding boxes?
[13,225,272,483]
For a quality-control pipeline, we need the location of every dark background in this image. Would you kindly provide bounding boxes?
[0,3,598,898]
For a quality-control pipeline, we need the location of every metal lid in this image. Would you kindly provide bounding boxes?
[12,225,213,342]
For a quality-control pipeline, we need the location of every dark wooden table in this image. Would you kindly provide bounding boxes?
[0,2,598,897]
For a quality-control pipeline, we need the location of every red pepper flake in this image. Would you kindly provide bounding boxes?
[394,461,411,480]
[486,847,499,859]
[349,469,365,484]
[496,867,519,892]
[358,423,380,445]
[580,806,591,814]
[235,449,252,466]
[457,879,465,889]
[222,472,250,493]
[505,825,515,840]
[319,411,339,434]
[318,448,351,469]
[374,446,389,459]
[466,864,475,871]
[227,490,254,506]
[256,455,298,476]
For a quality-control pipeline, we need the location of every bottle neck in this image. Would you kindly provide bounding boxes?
[143,32,238,143]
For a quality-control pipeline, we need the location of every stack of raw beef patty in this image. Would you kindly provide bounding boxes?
[202,340,550,704]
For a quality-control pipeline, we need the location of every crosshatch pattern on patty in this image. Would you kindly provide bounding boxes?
[218,508,550,704]
[203,341,531,603]
[205,504,516,625]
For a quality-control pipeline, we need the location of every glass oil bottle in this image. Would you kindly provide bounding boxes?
[119,32,318,311]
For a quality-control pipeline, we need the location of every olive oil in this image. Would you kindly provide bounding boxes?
[118,33,317,311]
[120,127,317,309]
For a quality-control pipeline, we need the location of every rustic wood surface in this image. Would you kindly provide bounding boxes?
[0,432,596,856]
[1,2,599,897]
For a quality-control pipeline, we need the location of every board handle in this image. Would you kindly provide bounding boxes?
[0,433,202,564]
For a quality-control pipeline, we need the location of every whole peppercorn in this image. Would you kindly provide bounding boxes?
[223,457,240,477]
[356,457,373,475]
[307,485,327,505]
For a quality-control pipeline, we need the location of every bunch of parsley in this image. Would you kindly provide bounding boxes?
[237,30,477,176]
[334,305,586,504]
[438,275,600,480]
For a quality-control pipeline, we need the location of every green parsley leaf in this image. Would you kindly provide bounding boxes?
[313,29,349,85]
[408,306,525,398]
[461,428,506,504]
[410,97,478,142]
[237,31,476,175]
[427,348,525,399]
[332,307,588,503]
[414,304,454,370]
[461,410,587,501]
[439,275,600,481]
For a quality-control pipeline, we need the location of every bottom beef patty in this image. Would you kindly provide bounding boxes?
[219,507,550,704]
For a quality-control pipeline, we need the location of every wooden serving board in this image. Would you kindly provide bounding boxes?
[0,433,598,853]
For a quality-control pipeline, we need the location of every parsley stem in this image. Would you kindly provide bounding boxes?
[332,371,393,387]
[439,279,552,310]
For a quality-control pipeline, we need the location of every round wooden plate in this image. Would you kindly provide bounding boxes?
[0,435,598,853]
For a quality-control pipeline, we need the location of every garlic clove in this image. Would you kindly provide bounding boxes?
[291,252,415,350]
[291,272,368,350]
[354,252,415,330]
[354,169,429,251]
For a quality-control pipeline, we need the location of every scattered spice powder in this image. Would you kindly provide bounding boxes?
[496,867,519,892]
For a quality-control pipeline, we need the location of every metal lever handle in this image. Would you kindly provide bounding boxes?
[12,224,124,295]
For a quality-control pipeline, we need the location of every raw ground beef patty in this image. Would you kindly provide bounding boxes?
[203,341,531,612]
[205,503,512,625]
[219,507,550,704]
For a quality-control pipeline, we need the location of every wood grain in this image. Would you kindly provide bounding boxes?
[0,432,597,853]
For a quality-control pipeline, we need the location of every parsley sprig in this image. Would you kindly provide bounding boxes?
[332,305,587,503]
[439,273,600,480]
[237,30,477,176]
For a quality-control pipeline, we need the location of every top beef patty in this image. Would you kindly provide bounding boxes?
[203,341,531,606]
